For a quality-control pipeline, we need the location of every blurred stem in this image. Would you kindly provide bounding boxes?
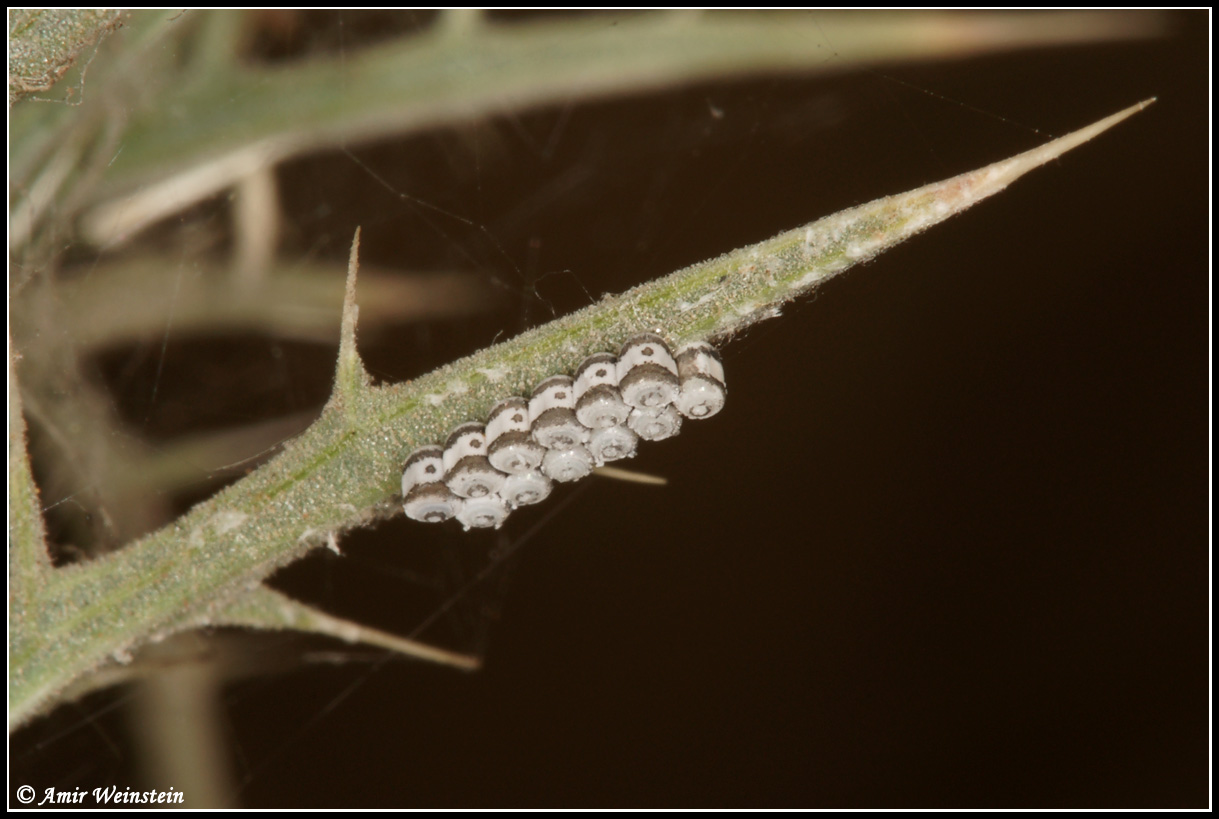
[14,275,170,552]
[231,166,281,288]
[130,635,237,809]
[112,411,318,499]
[59,259,501,349]
[59,10,1162,247]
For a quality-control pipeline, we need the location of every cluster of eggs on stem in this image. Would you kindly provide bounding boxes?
[401,334,725,530]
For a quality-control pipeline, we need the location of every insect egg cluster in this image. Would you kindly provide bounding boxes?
[401,334,725,530]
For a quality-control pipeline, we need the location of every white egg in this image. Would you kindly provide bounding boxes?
[574,353,630,429]
[403,482,461,524]
[628,404,683,441]
[401,444,445,496]
[617,333,680,409]
[675,342,726,419]
[500,470,553,507]
[486,395,532,439]
[456,494,510,530]
[486,396,545,474]
[530,375,588,450]
[587,424,639,465]
[442,422,507,499]
[528,374,577,415]
[441,422,488,471]
[542,445,595,483]
[574,352,619,393]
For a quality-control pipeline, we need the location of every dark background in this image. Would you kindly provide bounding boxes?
[12,11,1208,808]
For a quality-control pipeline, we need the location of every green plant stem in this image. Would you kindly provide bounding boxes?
[7,100,1152,730]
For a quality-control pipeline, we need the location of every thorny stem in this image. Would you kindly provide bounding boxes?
[7,100,1153,730]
